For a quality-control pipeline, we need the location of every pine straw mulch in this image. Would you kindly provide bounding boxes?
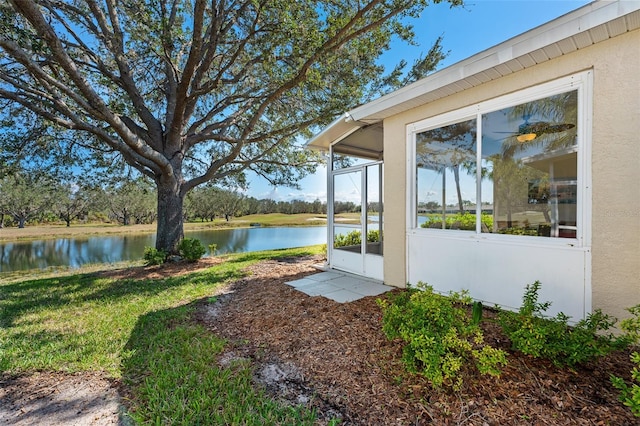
[195,254,638,425]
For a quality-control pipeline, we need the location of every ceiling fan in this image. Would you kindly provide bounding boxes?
[514,120,575,142]
[497,115,575,142]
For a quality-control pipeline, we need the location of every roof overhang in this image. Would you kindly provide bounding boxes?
[307,114,383,159]
[307,0,640,152]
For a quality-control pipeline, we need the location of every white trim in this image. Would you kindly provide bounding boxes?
[580,70,594,249]
[406,127,415,230]
[580,70,594,315]
[327,144,335,269]
[476,114,483,234]
[308,114,363,152]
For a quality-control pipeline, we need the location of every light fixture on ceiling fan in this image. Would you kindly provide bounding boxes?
[513,119,574,142]
[516,132,537,142]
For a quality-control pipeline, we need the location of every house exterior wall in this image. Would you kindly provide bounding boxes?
[590,30,640,322]
[383,29,640,321]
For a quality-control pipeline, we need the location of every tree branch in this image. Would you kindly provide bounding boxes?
[9,0,172,175]
[85,0,164,146]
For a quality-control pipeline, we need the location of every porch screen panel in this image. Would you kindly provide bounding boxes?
[333,171,362,252]
[366,163,382,255]
[416,119,477,231]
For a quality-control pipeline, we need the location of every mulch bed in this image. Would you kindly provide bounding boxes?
[197,254,638,425]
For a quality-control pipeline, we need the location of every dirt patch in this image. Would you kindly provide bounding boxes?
[96,256,225,281]
[0,372,126,426]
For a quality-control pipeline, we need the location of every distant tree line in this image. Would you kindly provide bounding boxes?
[0,173,332,229]
[185,185,329,221]
[0,174,158,228]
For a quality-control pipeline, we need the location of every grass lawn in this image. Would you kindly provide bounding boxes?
[0,246,323,424]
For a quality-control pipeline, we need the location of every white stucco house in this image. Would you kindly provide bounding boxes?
[307,0,640,322]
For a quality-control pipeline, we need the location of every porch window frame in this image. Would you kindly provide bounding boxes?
[407,71,592,248]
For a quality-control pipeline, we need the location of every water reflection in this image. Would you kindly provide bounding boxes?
[0,226,326,273]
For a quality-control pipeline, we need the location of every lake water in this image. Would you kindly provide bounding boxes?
[0,226,327,273]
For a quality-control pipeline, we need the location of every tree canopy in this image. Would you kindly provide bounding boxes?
[0,0,462,254]
[0,172,55,228]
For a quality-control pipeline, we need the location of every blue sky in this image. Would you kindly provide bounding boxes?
[244,0,592,202]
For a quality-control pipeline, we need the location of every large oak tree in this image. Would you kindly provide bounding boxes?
[0,0,460,254]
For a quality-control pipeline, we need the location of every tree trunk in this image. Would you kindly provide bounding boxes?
[156,178,184,255]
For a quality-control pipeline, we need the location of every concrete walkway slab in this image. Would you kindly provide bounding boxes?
[286,271,393,303]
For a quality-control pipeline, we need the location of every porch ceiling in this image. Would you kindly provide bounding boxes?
[331,122,383,160]
[306,0,640,151]
[306,114,383,159]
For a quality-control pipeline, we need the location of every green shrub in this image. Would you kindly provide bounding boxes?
[498,281,628,367]
[334,230,360,247]
[620,305,640,345]
[179,238,206,262]
[367,229,380,243]
[208,243,218,256]
[497,227,538,236]
[143,246,166,265]
[611,304,640,417]
[611,352,640,417]
[334,229,380,248]
[378,283,507,389]
[421,212,493,230]
[448,212,478,230]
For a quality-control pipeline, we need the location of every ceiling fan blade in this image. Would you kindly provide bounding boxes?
[495,122,575,136]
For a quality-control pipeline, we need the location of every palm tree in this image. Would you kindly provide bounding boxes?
[416,119,476,221]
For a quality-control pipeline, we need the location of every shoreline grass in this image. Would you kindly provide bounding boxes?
[0,246,323,424]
